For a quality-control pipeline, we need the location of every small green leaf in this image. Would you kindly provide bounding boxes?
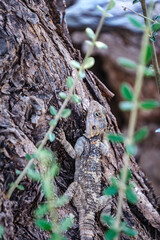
[105,228,119,240]
[140,100,160,110]
[26,153,32,161]
[104,185,118,196]
[107,133,125,143]
[50,106,57,116]
[49,119,57,127]
[107,0,115,10]
[60,215,74,233]
[121,222,138,236]
[34,204,49,218]
[85,27,95,40]
[126,144,137,156]
[17,185,24,190]
[133,0,140,4]
[152,22,160,32]
[127,14,144,29]
[61,109,71,118]
[66,77,74,88]
[49,164,59,177]
[145,45,153,64]
[126,184,138,204]
[101,214,115,227]
[55,195,69,207]
[48,133,55,142]
[0,225,4,239]
[119,101,134,111]
[85,40,93,46]
[16,169,21,175]
[133,127,148,143]
[120,83,133,101]
[51,233,65,240]
[27,169,41,181]
[59,92,67,100]
[78,70,85,79]
[155,128,160,133]
[35,219,52,231]
[117,57,137,69]
[71,60,81,69]
[144,67,155,77]
[97,5,105,13]
[95,41,108,49]
[71,94,81,104]
[83,57,95,69]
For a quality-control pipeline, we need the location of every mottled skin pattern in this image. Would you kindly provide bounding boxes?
[57,101,111,240]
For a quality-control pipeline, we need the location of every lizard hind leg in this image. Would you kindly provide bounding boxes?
[96,196,112,227]
[63,182,79,205]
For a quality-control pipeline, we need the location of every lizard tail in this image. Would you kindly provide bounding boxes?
[79,212,95,240]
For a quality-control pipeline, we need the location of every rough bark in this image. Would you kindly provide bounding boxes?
[0,0,159,240]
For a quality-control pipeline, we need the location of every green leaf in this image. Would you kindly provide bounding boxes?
[120,83,133,101]
[71,60,81,69]
[51,233,65,240]
[60,215,74,233]
[35,219,52,231]
[83,57,95,69]
[133,0,140,4]
[49,119,57,127]
[126,144,137,156]
[85,27,95,40]
[140,100,160,110]
[59,92,67,100]
[55,195,69,207]
[34,204,49,218]
[121,222,138,236]
[66,77,74,88]
[0,225,4,239]
[152,22,160,32]
[97,5,105,13]
[126,184,138,204]
[107,133,125,143]
[48,133,55,142]
[144,67,155,77]
[133,127,148,143]
[25,153,32,161]
[61,109,71,118]
[17,185,24,190]
[145,45,153,64]
[85,40,93,46]
[107,0,115,10]
[27,168,41,181]
[78,70,85,79]
[101,214,115,227]
[104,185,118,196]
[95,41,108,49]
[50,106,57,116]
[117,57,137,69]
[105,228,118,240]
[71,94,81,104]
[119,101,134,111]
[16,169,21,175]
[127,14,144,29]
[155,128,160,133]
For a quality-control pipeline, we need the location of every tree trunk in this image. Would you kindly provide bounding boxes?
[0,0,159,239]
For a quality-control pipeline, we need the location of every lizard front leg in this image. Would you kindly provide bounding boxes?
[55,128,76,159]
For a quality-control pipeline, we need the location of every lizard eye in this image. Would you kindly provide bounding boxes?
[92,125,96,130]
[94,112,101,118]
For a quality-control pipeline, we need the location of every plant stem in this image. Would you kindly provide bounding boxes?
[6,0,113,199]
[140,0,160,93]
[114,18,150,240]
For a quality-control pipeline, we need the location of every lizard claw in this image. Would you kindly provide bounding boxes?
[55,128,66,144]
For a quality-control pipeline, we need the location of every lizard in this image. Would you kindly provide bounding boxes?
[56,100,112,240]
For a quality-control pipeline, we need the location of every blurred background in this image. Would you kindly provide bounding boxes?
[58,0,160,204]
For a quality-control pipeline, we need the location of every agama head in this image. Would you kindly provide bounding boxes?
[85,101,107,138]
